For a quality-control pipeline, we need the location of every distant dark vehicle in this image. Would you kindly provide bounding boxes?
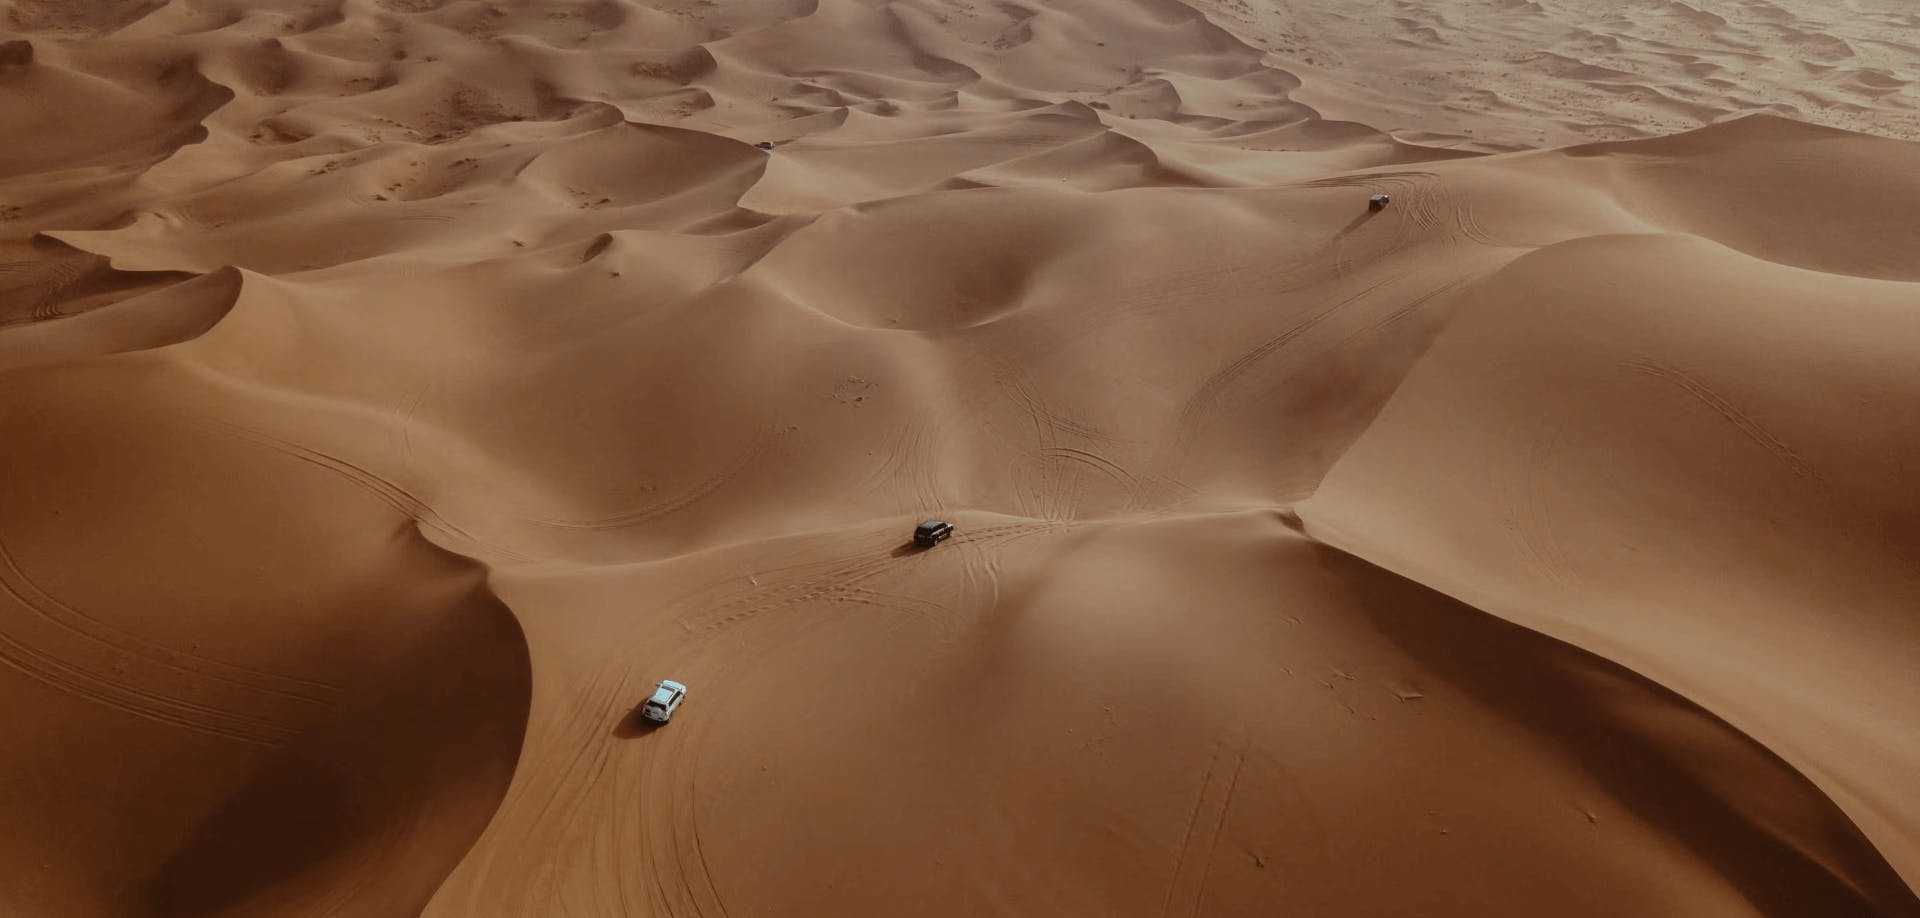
[914,520,954,548]
[755,141,776,150]
[1369,193,1391,210]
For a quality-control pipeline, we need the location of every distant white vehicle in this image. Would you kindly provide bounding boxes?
[641,680,687,724]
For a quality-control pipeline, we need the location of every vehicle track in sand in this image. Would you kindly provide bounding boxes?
[1625,357,1822,480]
[196,417,537,562]
[1160,739,1246,918]
[527,433,772,532]
[0,527,340,703]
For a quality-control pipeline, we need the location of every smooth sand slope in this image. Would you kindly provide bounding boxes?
[1,0,1918,916]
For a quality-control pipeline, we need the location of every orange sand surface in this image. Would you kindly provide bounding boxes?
[2,0,1918,915]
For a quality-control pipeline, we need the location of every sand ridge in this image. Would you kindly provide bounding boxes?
[1,0,1918,915]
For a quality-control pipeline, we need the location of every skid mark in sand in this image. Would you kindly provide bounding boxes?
[198,418,534,562]
[1161,741,1246,918]
[529,434,770,531]
[1625,358,1821,480]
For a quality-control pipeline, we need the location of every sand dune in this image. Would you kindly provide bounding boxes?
[2,0,1918,915]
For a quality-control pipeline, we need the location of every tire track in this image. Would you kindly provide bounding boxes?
[196,418,535,562]
[1297,169,1438,190]
[1041,446,1141,510]
[1160,741,1245,918]
[529,434,770,531]
[680,542,903,635]
[881,419,946,517]
[859,420,917,507]
[908,422,945,516]
[996,361,1133,519]
[995,361,1063,520]
[0,257,86,324]
[1450,190,1506,247]
[1340,276,1470,344]
[1425,181,1534,249]
[0,528,339,702]
[685,774,730,918]
[499,662,642,901]
[1302,170,1437,261]
[0,617,298,747]
[1625,358,1821,480]
[682,520,1071,636]
[1500,421,1577,588]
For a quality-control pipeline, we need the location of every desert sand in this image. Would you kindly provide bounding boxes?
[2,0,1919,915]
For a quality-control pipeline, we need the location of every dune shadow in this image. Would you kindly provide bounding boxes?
[1307,543,1920,916]
[142,564,532,917]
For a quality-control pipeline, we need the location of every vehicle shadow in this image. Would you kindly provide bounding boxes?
[1332,208,1380,242]
[890,540,928,558]
[612,706,663,739]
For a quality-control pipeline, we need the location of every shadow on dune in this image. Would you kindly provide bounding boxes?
[612,707,664,740]
[1308,543,1920,917]
[141,551,532,918]
[890,540,929,558]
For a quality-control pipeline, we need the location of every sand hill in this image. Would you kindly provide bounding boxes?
[2,0,1917,915]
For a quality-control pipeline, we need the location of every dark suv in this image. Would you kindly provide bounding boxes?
[913,520,954,548]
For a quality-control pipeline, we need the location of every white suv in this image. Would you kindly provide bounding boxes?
[641,680,687,724]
